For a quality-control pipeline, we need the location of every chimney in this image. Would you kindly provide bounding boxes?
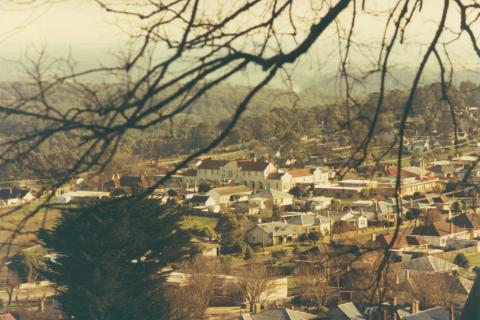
[411,299,419,314]
[392,297,398,320]
[255,303,261,314]
[450,221,453,234]
[449,304,454,320]
[371,233,376,242]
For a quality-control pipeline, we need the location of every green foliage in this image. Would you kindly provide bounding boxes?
[271,249,286,259]
[307,231,322,241]
[39,199,191,320]
[244,245,255,260]
[10,247,47,283]
[454,253,470,269]
[215,214,243,253]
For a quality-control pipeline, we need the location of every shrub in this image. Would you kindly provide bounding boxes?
[244,245,255,260]
[454,253,470,269]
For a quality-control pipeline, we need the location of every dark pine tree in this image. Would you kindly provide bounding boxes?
[39,199,190,320]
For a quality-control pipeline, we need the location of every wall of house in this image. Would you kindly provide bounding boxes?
[246,227,272,246]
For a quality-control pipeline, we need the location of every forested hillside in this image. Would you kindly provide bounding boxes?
[0,81,479,180]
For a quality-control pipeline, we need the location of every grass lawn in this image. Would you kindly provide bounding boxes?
[180,215,219,231]
[466,252,480,266]
[0,201,62,254]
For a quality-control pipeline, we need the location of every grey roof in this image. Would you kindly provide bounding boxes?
[401,256,459,273]
[401,306,449,320]
[287,214,331,227]
[256,222,298,237]
[320,302,366,320]
[257,188,293,200]
[242,309,318,320]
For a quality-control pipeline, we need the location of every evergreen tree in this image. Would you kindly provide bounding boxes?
[39,199,190,320]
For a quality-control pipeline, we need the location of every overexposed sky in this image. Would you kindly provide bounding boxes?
[0,0,477,83]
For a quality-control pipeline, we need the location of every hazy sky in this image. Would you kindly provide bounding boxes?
[0,1,477,85]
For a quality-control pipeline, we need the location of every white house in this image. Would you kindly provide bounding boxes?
[206,185,252,206]
[55,190,110,204]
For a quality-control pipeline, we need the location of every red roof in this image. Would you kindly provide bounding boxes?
[197,158,230,170]
[237,159,270,171]
[288,168,313,178]
[0,313,16,320]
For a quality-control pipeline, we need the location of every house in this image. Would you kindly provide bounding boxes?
[375,232,429,257]
[385,165,435,180]
[55,190,110,204]
[350,199,398,222]
[206,185,253,206]
[288,167,329,185]
[374,177,440,197]
[314,180,377,198]
[252,189,294,207]
[190,236,220,257]
[189,194,216,207]
[325,211,368,230]
[241,308,319,320]
[410,221,471,247]
[395,255,459,274]
[319,302,366,320]
[233,202,261,215]
[196,158,277,191]
[265,168,331,193]
[284,212,332,235]
[246,222,299,246]
[0,187,36,206]
[308,196,333,211]
[267,172,294,192]
[449,213,480,237]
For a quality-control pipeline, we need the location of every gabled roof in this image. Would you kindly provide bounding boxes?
[320,302,366,320]
[288,168,314,178]
[450,214,480,230]
[255,222,297,237]
[267,172,286,180]
[257,189,293,200]
[238,159,271,171]
[190,195,212,203]
[183,168,197,176]
[376,233,428,249]
[242,308,318,320]
[402,306,450,320]
[197,158,230,169]
[400,256,459,273]
[411,221,466,237]
[287,214,331,227]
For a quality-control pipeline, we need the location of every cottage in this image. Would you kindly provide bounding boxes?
[410,221,471,247]
[190,236,220,257]
[325,211,368,230]
[206,185,252,206]
[251,189,294,207]
[246,222,299,246]
[0,187,36,206]
[284,212,332,235]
